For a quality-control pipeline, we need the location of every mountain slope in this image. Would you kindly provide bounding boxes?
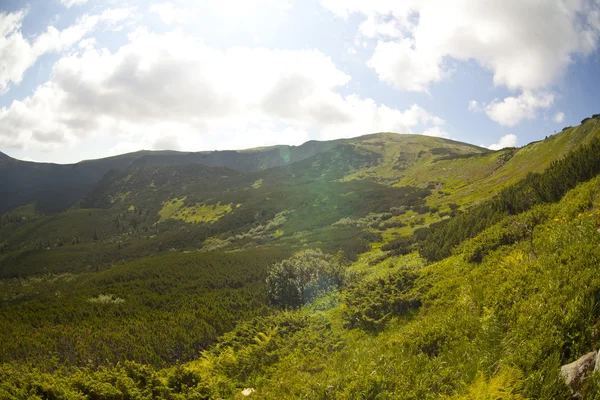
[0,151,12,162]
[0,136,366,214]
[3,115,600,399]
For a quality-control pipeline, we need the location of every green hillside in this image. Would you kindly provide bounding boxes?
[2,115,600,399]
[0,135,366,215]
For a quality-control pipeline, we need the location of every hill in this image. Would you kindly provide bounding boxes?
[0,133,486,278]
[0,136,366,214]
[2,115,600,398]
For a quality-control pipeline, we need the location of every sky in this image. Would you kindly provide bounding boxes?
[1,0,600,164]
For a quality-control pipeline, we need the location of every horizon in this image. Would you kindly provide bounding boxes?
[2,130,502,165]
[1,0,599,163]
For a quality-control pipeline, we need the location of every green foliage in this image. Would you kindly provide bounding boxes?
[341,269,421,331]
[419,136,600,262]
[3,124,600,399]
[266,249,345,308]
[456,204,551,263]
[381,235,415,256]
[445,367,527,400]
[0,360,214,399]
[0,249,288,370]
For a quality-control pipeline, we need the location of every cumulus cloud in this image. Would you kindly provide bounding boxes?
[367,38,444,92]
[321,0,600,93]
[0,29,445,153]
[60,0,88,8]
[484,91,555,127]
[0,7,132,94]
[422,126,450,139]
[358,15,403,39]
[553,111,566,123]
[150,3,189,25]
[488,134,518,150]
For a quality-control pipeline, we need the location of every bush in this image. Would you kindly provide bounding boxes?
[266,249,345,308]
[381,236,415,255]
[341,270,421,331]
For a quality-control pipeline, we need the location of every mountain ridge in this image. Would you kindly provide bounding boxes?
[0,133,487,214]
[3,132,489,165]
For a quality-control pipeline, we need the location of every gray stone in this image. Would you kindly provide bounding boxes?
[561,351,597,396]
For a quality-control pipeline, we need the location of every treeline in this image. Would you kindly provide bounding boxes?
[418,136,600,262]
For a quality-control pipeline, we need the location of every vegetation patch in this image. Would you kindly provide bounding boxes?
[87,294,125,304]
[109,191,131,204]
[158,197,234,224]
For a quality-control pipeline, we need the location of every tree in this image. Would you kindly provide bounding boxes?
[266,249,345,308]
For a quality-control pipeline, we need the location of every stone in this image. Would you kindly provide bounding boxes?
[561,351,597,397]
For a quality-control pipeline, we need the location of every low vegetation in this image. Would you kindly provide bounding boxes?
[2,117,600,398]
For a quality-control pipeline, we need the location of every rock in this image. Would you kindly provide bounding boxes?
[561,351,597,397]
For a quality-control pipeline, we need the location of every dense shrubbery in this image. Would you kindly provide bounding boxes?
[266,249,345,308]
[3,124,600,398]
[419,136,600,262]
[341,269,421,331]
[0,249,289,370]
[381,235,415,256]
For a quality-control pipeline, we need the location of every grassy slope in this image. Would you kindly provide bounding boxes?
[177,174,600,400]
[2,117,600,398]
[397,119,600,207]
[3,174,599,398]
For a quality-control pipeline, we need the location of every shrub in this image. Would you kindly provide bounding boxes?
[341,270,421,331]
[266,249,345,308]
[381,236,415,255]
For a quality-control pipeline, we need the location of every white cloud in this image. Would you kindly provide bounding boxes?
[0,29,445,154]
[359,15,403,39]
[468,100,480,112]
[150,3,189,25]
[321,0,600,92]
[0,7,132,94]
[367,38,444,92]
[485,91,555,127]
[488,134,517,150]
[422,126,450,139]
[553,111,566,123]
[60,0,88,8]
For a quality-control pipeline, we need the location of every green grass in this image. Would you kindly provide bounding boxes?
[158,197,234,224]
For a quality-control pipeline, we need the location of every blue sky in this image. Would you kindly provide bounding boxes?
[1,0,599,163]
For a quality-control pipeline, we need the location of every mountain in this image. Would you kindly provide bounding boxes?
[0,135,369,214]
[2,114,600,398]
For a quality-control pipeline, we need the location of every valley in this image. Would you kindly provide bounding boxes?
[2,116,600,399]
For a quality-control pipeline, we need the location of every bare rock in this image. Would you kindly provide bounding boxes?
[561,351,597,397]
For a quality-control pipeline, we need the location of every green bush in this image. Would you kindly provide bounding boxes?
[266,249,345,308]
[341,269,421,331]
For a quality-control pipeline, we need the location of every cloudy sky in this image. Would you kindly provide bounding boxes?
[1,0,600,163]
